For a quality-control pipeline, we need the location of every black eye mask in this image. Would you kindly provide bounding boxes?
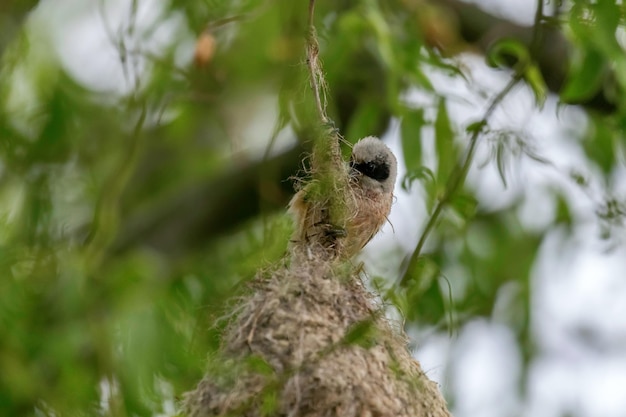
[350,158,390,181]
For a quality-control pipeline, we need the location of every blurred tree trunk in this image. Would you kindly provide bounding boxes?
[0,0,40,53]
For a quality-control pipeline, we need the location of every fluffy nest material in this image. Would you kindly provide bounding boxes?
[182,255,452,417]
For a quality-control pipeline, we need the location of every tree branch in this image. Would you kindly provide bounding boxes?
[0,1,41,55]
[111,142,307,256]
[397,0,547,287]
[436,0,615,112]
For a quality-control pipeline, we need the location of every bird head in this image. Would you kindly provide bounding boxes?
[349,136,397,195]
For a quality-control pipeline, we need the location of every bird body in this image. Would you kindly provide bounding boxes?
[289,136,397,260]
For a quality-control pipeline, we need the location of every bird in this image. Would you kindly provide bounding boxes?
[288,136,397,260]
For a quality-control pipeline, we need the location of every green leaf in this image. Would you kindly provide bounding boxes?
[400,108,426,172]
[365,7,395,71]
[260,389,279,416]
[594,1,621,44]
[404,256,446,323]
[345,101,383,143]
[402,166,436,191]
[568,2,625,91]
[408,65,435,92]
[450,193,478,222]
[424,49,468,82]
[434,98,455,185]
[561,48,607,102]
[342,317,376,348]
[384,283,410,314]
[246,355,274,376]
[487,38,546,107]
[402,166,437,212]
[584,116,616,174]
[466,120,487,135]
[486,38,530,72]
[407,256,440,294]
[495,140,508,188]
[524,63,547,109]
[554,192,573,228]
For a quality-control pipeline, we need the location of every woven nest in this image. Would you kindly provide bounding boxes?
[182,254,452,417]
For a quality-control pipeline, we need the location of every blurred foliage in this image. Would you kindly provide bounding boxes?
[0,0,625,416]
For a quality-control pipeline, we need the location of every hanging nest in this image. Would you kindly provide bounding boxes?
[182,254,452,417]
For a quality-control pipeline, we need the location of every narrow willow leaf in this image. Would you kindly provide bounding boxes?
[595,1,621,39]
[554,193,573,228]
[261,389,279,416]
[402,166,437,212]
[487,38,530,71]
[466,120,487,135]
[405,255,440,295]
[425,49,468,81]
[450,193,478,222]
[401,166,436,188]
[584,116,615,175]
[342,318,376,348]
[345,101,383,143]
[409,65,435,91]
[495,140,508,188]
[487,38,546,107]
[405,256,445,323]
[524,63,547,109]
[246,355,274,376]
[401,108,426,172]
[561,48,607,102]
[434,98,455,185]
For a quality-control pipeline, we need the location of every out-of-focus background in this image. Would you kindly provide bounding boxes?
[1,1,625,416]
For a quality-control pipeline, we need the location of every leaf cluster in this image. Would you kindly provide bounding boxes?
[1,0,626,415]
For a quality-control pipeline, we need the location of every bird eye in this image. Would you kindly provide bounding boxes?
[352,160,390,181]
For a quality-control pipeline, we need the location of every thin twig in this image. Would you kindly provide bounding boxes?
[304,0,343,171]
[207,15,247,30]
[301,0,349,253]
[85,101,147,270]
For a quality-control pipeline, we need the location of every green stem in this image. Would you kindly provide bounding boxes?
[85,103,147,270]
[397,75,521,287]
